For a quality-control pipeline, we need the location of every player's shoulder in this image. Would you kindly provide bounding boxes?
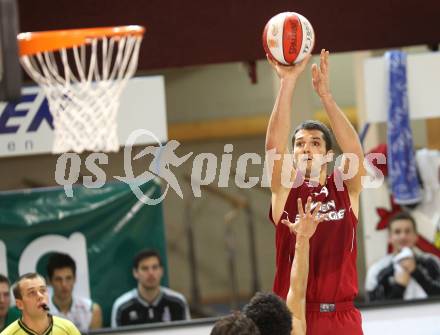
[0,319,22,335]
[52,316,81,334]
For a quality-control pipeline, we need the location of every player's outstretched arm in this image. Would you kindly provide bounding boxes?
[265,55,311,194]
[311,49,365,195]
[282,197,324,335]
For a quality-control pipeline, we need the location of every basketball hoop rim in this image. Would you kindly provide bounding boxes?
[17,25,145,56]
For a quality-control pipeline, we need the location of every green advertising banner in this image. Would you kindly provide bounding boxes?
[0,181,167,327]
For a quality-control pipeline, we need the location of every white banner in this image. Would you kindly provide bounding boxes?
[0,76,168,157]
[363,52,440,123]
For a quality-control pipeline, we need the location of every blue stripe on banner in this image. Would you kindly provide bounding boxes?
[386,50,421,205]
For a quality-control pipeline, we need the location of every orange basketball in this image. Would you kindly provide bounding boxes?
[262,12,315,65]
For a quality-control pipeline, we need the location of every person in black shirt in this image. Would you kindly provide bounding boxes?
[111,249,190,327]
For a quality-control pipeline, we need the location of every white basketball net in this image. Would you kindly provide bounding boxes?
[20,34,143,153]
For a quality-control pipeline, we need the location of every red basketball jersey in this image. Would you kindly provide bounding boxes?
[269,171,359,302]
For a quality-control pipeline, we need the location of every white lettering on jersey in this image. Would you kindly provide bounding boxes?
[312,186,329,198]
[295,200,346,223]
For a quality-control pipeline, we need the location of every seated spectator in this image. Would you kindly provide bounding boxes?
[46,253,102,332]
[211,311,260,335]
[366,211,440,301]
[111,249,190,327]
[0,275,21,331]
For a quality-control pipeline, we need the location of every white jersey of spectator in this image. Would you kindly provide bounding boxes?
[48,294,93,333]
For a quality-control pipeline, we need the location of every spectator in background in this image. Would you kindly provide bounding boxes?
[366,211,440,301]
[111,249,190,327]
[46,253,102,332]
[0,275,21,331]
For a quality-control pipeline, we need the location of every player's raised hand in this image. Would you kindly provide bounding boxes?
[311,49,331,99]
[267,53,311,81]
[281,197,324,238]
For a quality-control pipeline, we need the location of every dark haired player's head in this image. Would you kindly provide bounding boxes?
[243,292,292,335]
[387,211,418,253]
[292,120,334,177]
[211,311,260,335]
[293,120,333,152]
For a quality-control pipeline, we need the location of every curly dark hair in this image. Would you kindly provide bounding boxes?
[211,311,260,335]
[243,292,292,335]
